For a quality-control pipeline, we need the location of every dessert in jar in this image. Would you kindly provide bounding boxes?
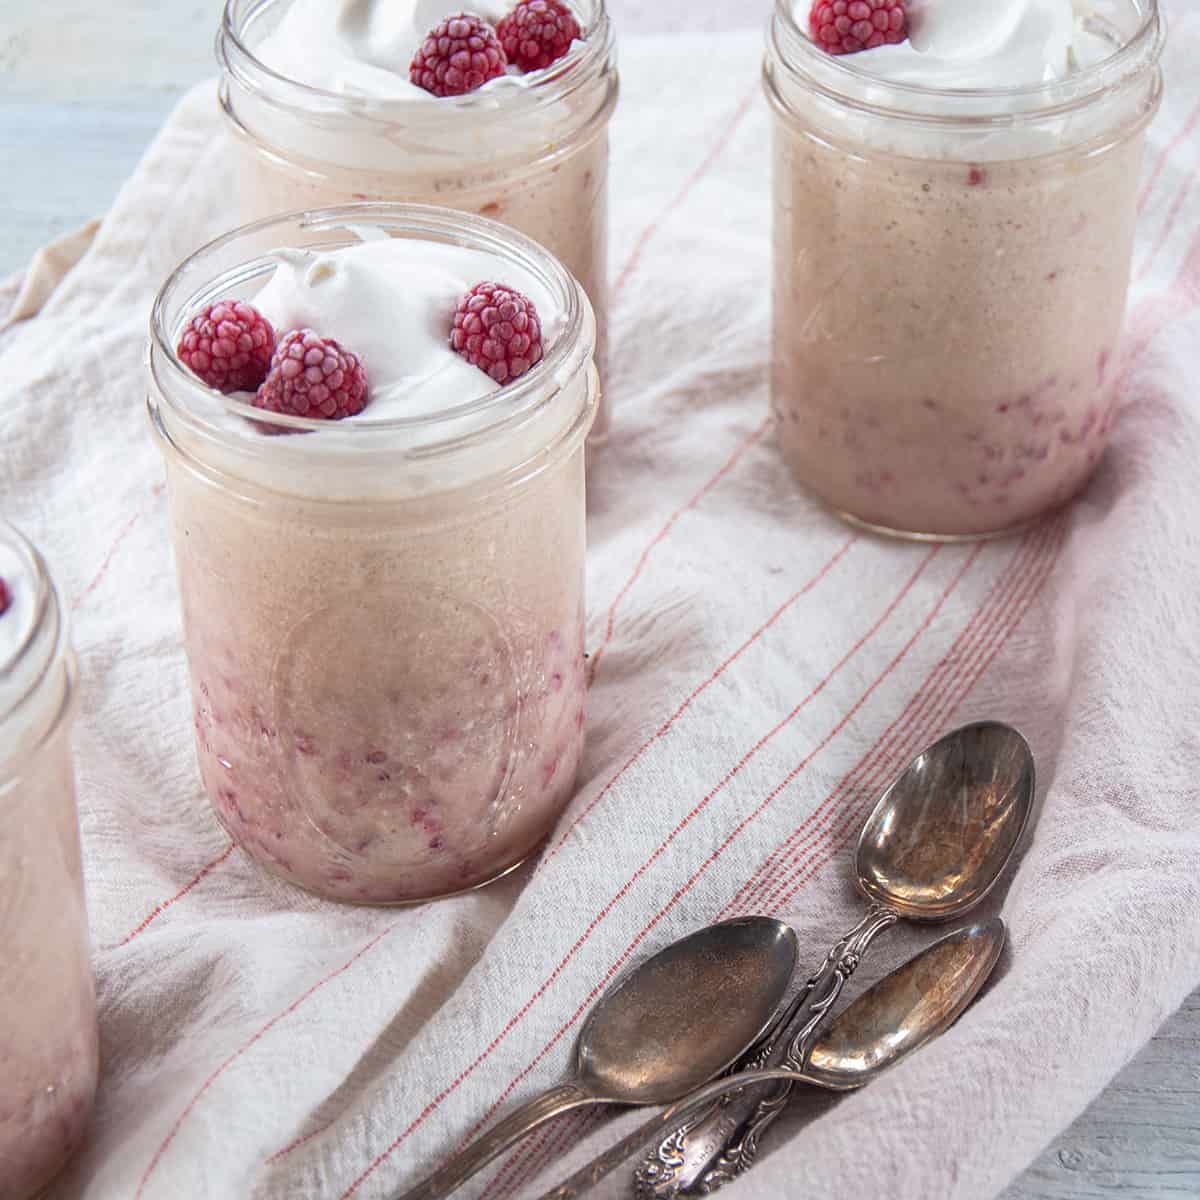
[767,0,1164,538]
[148,204,598,905]
[218,0,618,443]
[0,523,98,1200]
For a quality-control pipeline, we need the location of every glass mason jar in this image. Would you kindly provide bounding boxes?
[217,0,618,444]
[0,522,98,1199]
[147,204,598,905]
[765,0,1164,539]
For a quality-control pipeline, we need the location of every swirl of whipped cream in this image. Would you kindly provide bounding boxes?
[245,230,564,420]
[814,0,1111,87]
[255,0,573,101]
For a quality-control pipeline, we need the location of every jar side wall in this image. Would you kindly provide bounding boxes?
[151,352,596,506]
[164,441,588,904]
[770,111,1149,537]
[0,715,98,1197]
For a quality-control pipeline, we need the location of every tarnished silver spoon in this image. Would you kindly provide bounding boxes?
[537,917,1007,1200]
[394,916,798,1200]
[638,720,1035,1197]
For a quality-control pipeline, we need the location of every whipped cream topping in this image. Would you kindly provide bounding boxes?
[255,0,578,102]
[809,0,1113,87]
[0,544,37,675]
[243,231,563,420]
[0,530,70,755]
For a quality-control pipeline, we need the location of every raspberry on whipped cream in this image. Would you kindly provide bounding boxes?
[451,282,544,384]
[810,0,908,55]
[409,13,507,97]
[254,330,369,420]
[0,578,9,617]
[813,0,1098,85]
[241,237,562,422]
[177,300,275,394]
[254,1,590,102]
[498,0,581,72]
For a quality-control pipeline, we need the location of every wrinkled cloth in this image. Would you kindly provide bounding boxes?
[0,219,100,332]
[2,14,1199,1200]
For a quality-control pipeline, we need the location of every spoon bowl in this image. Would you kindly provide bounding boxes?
[804,917,1006,1090]
[856,722,1035,922]
[577,917,800,1104]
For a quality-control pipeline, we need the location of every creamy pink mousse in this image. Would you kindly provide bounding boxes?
[0,554,98,1199]
[163,233,593,903]
[770,0,1158,536]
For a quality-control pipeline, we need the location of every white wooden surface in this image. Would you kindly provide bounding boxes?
[1,2,1197,1196]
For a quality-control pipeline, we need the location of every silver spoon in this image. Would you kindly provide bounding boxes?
[394,916,798,1200]
[537,917,1007,1200]
[638,720,1035,1196]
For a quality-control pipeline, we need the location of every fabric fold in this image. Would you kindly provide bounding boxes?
[0,14,1197,1200]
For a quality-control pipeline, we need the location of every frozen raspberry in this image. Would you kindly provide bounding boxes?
[254,330,368,420]
[410,13,507,97]
[177,299,275,393]
[177,300,274,393]
[0,578,9,617]
[451,282,544,385]
[809,0,907,54]
[497,0,581,72]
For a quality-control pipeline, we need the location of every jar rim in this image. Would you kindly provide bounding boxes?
[147,202,596,491]
[768,0,1164,122]
[218,0,615,125]
[0,521,71,747]
[0,524,53,713]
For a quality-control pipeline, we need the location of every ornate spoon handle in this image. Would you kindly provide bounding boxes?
[635,904,900,1199]
[533,1067,830,1200]
[395,1084,598,1200]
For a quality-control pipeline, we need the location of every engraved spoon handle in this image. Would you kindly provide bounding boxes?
[395,1084,598,1200]
[533,1067,829,1200]
[635,905,900,1199]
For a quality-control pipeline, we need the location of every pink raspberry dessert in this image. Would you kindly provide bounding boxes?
[769,0,1163,537]
[0,522,99,1198]
[153,223,596,905]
